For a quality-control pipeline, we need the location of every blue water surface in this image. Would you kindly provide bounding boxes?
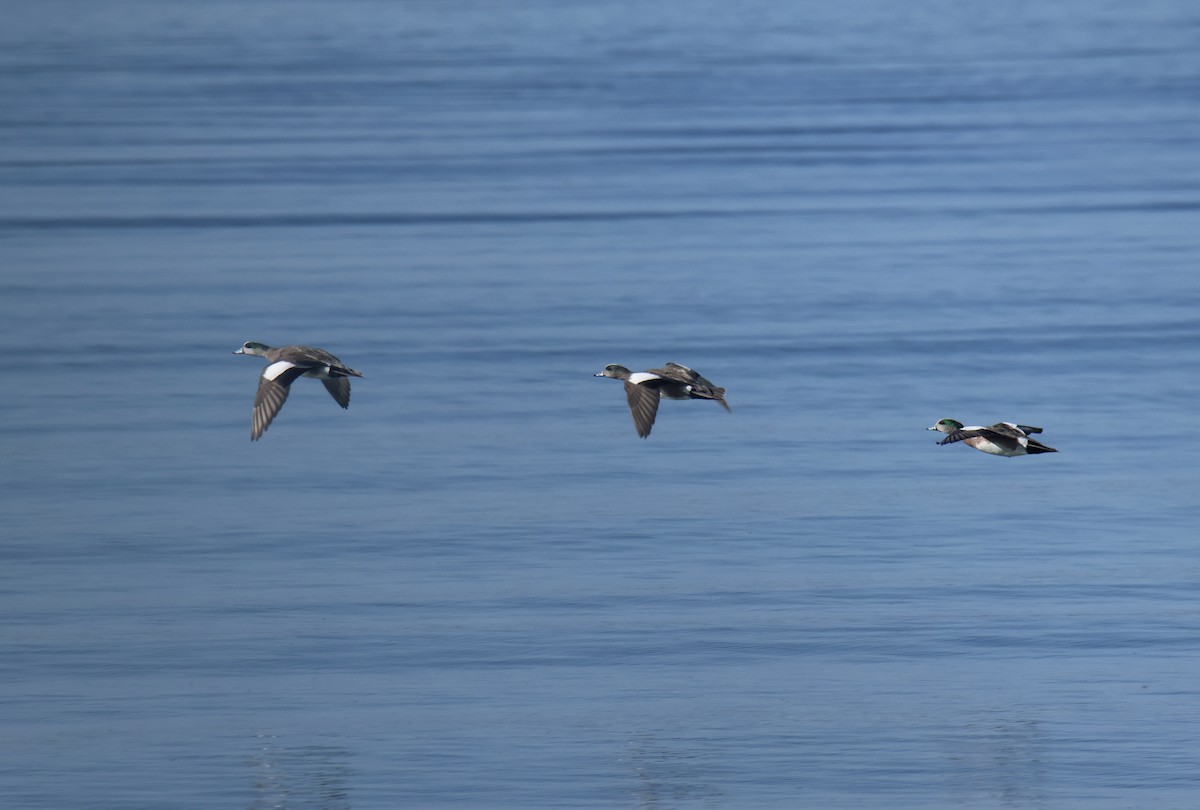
[2,1,1199,807]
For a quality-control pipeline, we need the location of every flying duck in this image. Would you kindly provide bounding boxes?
[594,362,730,438]
[928,418,1057,456]
[234,342,363,441]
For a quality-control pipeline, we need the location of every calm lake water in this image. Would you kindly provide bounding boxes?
[2,1,1199,807]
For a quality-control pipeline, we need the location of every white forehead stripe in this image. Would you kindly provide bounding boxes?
[263,360,298,381]
[628,372,662,385]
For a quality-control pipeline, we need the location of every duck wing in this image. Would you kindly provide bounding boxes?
[322,377,352,409]
[938,425,1023,453]
[279,346,363,377]
[995,421,1043,436]
[987,423,1032,440]
[251,376,297,443]
[624,380,662,438]
[652,362,731,411]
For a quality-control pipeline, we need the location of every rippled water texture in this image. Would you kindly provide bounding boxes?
[2,1,1199,807]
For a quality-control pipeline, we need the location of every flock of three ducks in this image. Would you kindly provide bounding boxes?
[234,342,1058,456]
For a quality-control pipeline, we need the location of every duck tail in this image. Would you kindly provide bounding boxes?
[698,387,731,411]
[1025,440,1057,454]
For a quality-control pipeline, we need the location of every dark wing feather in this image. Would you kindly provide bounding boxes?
[947,427,1023,452]
[252,377,292,441]
[937,428,973,446]
[987,423,1029,440]
[624,380,661,438]
[979,428,1023,452]
[250,364,307,441]
[656,362,696,379]
[653,362,731,411]
[653,362,706,385]
[284,345,340,366]
[322,377,352,409]
[709,388,732,412]
[1015,424,1042,435]
[282,346,363,377]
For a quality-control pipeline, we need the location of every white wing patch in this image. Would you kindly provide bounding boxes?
[263,360,298,381]
[627,372,662,385]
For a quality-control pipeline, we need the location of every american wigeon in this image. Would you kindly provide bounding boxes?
[234,342,363,441]
[595,362,730,438]
[928,418,1057,456]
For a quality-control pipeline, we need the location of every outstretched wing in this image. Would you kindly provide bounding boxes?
[938,426,1023,453]
[322,377,352,409]
[936,428,973,446]
[251,362,307,441]
[624,380,662,438]
[252,379,289,441]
